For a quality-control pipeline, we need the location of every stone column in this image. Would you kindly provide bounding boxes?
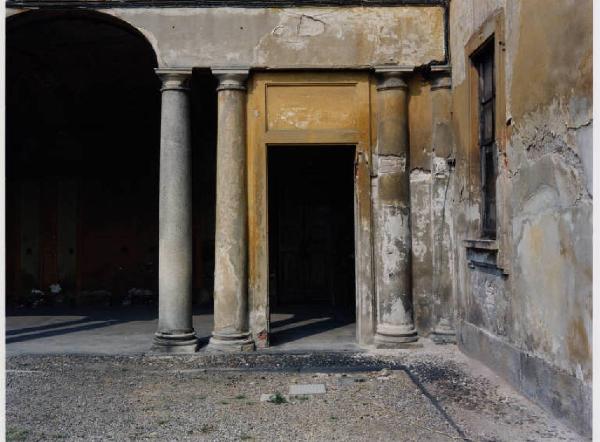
[373,68,418,347]
[208,68,254,352]
[153,68,198,353]
[430,69,456,344]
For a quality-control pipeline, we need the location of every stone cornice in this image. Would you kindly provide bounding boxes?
[374,65,414,74]
[6,0,448,9]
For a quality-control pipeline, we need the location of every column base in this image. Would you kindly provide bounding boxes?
[375,324,418,348]
[431,325,456,344]
[152,330,199,353]
[207,332,255,352]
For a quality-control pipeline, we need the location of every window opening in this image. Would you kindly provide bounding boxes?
[475,40,497,239]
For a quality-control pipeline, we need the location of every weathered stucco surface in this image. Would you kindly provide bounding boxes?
[103,6,445,68]
[408,72,455,338]
[450,0,592,435]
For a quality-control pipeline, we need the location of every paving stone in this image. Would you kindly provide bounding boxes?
[289,383,326,395]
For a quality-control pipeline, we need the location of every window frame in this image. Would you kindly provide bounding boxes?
[464,10,510,273]
[473,38,497,239]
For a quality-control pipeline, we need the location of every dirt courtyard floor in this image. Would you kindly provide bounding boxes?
[6,344,586,442]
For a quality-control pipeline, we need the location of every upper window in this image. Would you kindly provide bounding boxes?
[473,39,497,239]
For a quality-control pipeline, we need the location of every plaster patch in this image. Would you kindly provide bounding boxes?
[378,156,406,174]
[432,156,449,176]
[574,123,593,197]
[410,169,431,182]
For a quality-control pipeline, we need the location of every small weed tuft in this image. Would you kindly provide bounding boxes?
[200,424,215,433]
[267,392,287,404]
[235,394,246,400]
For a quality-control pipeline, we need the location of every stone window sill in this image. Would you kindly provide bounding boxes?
[464,239,506,274]
[463,238,499,251]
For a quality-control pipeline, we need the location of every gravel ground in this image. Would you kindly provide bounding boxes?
[6,348,586,441]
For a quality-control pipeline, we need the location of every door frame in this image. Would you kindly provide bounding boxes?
[247,71,376,348]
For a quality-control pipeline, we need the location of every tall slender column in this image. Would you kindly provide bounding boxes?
[430,69,456,344]
[208,68,254,352]
[373,68,418,347]
[153,68,198,353]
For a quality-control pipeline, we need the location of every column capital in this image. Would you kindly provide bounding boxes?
[212,67,250,92]
[374,66,410,91]
[155,68,192,92]
[430,68,452,91]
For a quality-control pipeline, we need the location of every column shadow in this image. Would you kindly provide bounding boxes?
[269,307,355,347]
[6,305,158,344]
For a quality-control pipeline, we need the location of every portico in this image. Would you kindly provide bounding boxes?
[6,4,453,353]
[151,67,453,351]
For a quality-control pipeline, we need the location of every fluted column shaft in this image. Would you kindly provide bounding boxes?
[208,68,254,352]
[373,70,418,347]
[153,68,197,353]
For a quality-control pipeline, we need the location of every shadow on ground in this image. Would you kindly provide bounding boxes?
[6,305,358,353]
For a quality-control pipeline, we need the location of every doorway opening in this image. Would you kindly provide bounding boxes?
[267,147,356,349]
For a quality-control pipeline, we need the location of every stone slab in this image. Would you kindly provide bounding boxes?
[289,383,326,395]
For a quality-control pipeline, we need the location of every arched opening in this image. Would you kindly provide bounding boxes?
[6,12,160,307]
[6,11,162,310]
[6,11,221,352]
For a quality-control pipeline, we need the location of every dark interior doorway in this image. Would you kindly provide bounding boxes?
[268,147,356,347]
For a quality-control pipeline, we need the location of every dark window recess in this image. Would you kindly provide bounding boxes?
[475,40,497,239]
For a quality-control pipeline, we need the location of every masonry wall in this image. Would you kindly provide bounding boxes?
[449,0,592,435]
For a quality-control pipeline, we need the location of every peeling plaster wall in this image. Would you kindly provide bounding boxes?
[100,6,446,68]
[408,75,433,333]
[449,0,592,435]
[408,73,456,337]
